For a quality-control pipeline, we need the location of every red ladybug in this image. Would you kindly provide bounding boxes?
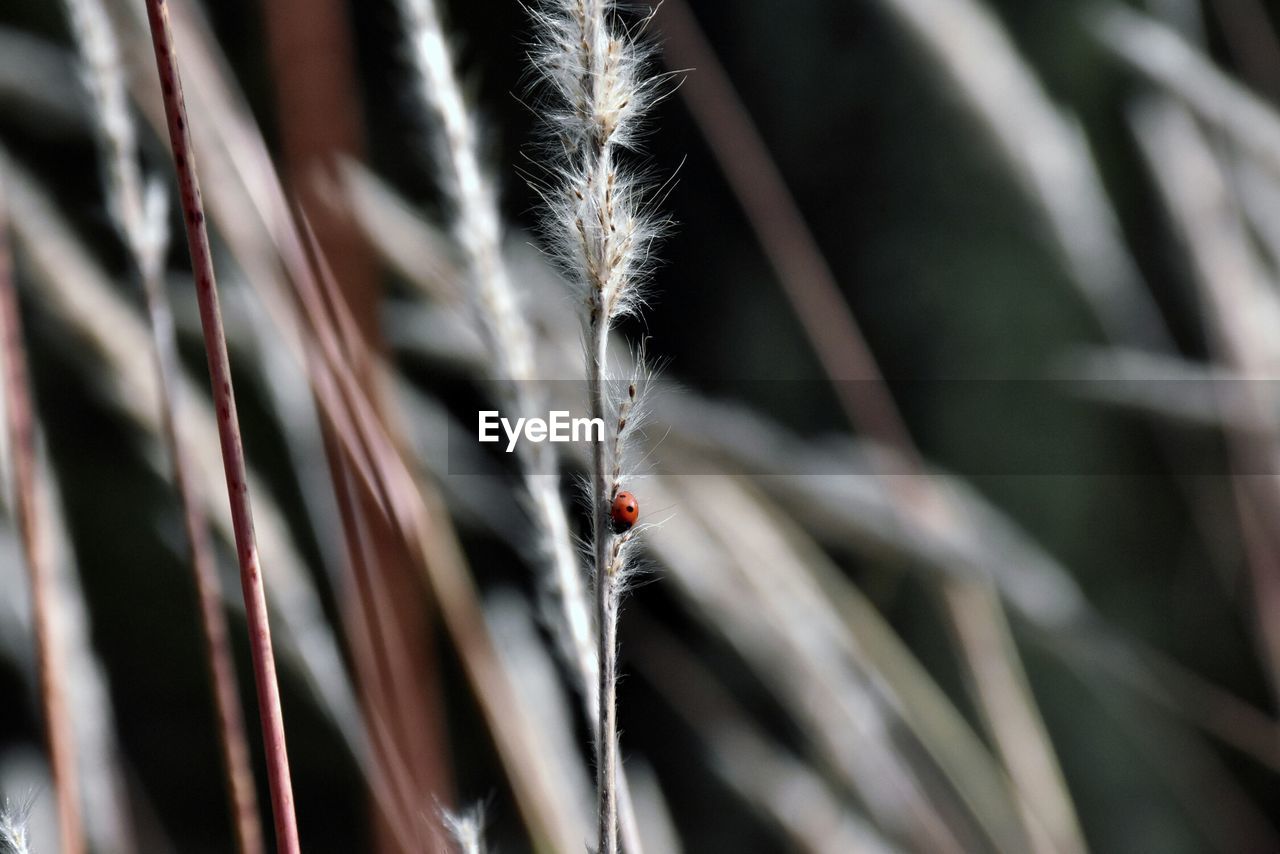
[610,491,639,533]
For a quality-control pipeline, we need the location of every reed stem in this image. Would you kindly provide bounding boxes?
[141,3,300,850]
[587,325,618,854]
[0,170,85,854]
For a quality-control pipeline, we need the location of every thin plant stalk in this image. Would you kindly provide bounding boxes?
[141,238,267,854]
[0,176,84,854]
[529,0,666,841]
[57,0,266,847]
[141,2,300,851]
[331,453,435,853]
[300,216,455,847]
[523,0,669,845]
[396,0,595,739]
[587,332,618,854]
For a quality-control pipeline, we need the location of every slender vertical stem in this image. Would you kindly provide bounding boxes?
[140,262,266,854]
[141,3,300,851]
[0,176,84,854]
[588,325,618,854]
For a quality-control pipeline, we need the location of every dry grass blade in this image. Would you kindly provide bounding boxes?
[302,245,582,850]
[1070,348,1276,433]
[881,0,1166,347]
[634,619,900,854]
[642,472,964,851]
[1093,3,1280,178]
[1128,96,1280,706]
[0,174,83,854]
[484,590,593,844]
[141,1,299,849]
[328,454,434,853]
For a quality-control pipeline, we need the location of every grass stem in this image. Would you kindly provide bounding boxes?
[141,3,300,850]
[0,169,85,854]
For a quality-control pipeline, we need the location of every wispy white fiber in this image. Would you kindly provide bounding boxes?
[440,805,486,854]
[0,797,32,854]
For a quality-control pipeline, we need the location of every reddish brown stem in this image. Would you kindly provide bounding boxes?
[141,2,300,851]
[0,175,84,854]
[139,248,265,854]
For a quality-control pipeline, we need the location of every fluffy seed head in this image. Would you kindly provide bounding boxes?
[527,1,660,154]
[527,0,669,331]
[0,797,32,854]
[440,804,486,854]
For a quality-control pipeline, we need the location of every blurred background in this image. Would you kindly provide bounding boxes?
[0,0,1279,851]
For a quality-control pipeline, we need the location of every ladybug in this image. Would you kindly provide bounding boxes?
[610,491,639,533]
